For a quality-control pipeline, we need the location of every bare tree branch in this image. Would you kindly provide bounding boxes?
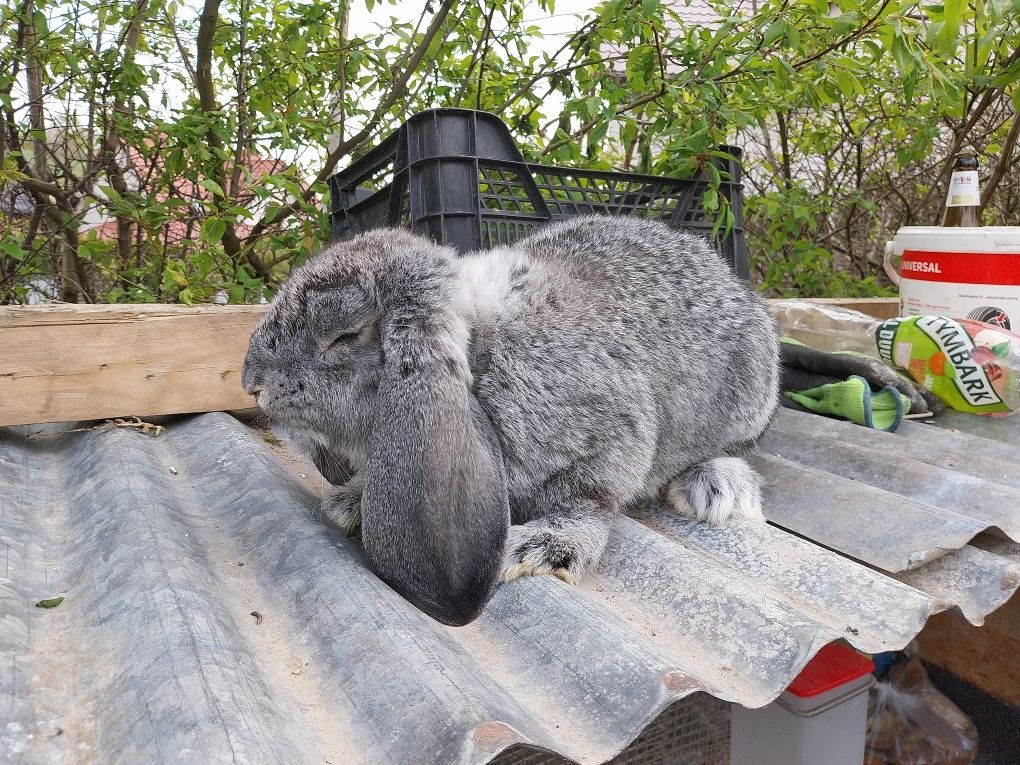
[981,108,1020,209]
[229,0,249,199]
[245,0,457,246]
[541,87,666,156]
[195,0,270,282]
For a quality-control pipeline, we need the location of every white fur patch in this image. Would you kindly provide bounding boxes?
[666,457,765,525]
[436,313,473,384]
[456,248,531,325]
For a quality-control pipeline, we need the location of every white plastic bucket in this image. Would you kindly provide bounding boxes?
[730,642,875,765]
[883,226,1020,331]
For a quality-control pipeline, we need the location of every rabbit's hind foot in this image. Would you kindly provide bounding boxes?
[665,457,765,525]
[500,499,613,585]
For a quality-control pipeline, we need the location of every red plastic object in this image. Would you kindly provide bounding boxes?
[786,643,875,699]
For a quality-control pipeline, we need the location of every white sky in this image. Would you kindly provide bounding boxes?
[247,1,600,171]
[347,0,600,52]
[316,1,601,172]
[24,1,603,181]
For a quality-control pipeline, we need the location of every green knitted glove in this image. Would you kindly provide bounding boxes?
[784,375,912,432]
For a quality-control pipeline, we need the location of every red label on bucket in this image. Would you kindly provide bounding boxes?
[901,250,1020,286]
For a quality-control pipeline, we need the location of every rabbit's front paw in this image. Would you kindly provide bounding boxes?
[666,457,765,525]
[500,520,608,585]
[320,483,362,537]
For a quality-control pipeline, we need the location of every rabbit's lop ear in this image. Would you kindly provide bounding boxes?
[362,283,509,626]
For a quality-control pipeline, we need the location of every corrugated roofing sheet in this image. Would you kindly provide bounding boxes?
[2,408,1018,764]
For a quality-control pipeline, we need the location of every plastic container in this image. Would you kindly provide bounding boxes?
[328,108,749,278]
[883,226,1020,331]
[874,315,1020,415]
[730,642,875,765]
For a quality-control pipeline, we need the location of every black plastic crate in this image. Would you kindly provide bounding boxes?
[328,108,748,278]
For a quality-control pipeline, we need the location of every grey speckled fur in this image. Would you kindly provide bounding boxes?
[242,216,780,625]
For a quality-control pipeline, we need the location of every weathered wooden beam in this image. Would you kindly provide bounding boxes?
[0,304,267,427]
[789,297,900,320]
[0,297,901,427]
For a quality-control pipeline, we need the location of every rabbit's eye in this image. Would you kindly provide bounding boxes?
[320,330,361,354]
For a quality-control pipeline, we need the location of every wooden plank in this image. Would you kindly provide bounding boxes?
[0,304,267,427]
[0,296,902,427]
[768,297,901,320]
[917,593,1020,705]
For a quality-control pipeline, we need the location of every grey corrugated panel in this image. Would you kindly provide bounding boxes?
[756,409,1020,570]
[891,541,1020,626]
[750,453,989,571]
[627,502,934,653]
[971,532,1020,562]
[931,408,1020,445]
[2,410,1018,765]
[760,428,1020,537]
[2,424,330,764]
[773,408,1020,491]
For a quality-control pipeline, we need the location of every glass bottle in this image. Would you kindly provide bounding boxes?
[940,148,981,227]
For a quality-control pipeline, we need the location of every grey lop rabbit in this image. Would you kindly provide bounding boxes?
[242,216,780,626]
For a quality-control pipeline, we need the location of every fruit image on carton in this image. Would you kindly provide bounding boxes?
[875,315,1020,416]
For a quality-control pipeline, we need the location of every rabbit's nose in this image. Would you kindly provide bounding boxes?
[241,367,262,397]
[241,371,261,395]
[241,350,262,394]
